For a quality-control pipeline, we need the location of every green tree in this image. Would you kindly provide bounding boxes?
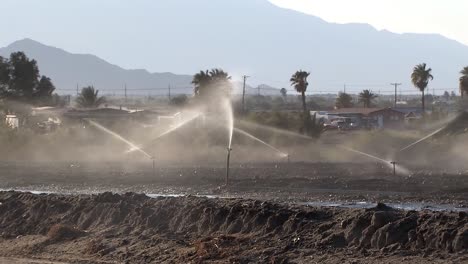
[335,92,353,108]
[411,63,433,112]
[358,89,377,108]
[8,52,40,99]
[280,87,287,97]
[0,56,10,95]
[76,86,105,108]
[35,76,55,100]
[459,66,468,98]
[290,70,310,114]
[0,52,55,104]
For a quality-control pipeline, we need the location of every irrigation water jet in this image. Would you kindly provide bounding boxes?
[399,126,445,152]
[126,111,201,154]
[342,147,410,175]
[233,127,288,158]
[85,119,152,159]
[236,119,313,140]
[399,113,459,153]
[223,99,234,186]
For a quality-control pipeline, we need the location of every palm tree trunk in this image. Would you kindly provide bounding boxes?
[301,91,307,114]
[422,90,425,112]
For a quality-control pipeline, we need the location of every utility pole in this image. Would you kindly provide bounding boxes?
[343,84,346,93]
[168,84,171,101]
[257,85,261,96]
[76,83,79,95]
[390,83,402,108]
[242,75,249,113]
[124,83,127,104]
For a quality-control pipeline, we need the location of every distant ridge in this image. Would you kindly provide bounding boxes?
[2,0,468,94]
[0,38,193,95]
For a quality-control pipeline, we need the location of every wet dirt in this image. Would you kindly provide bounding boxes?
[0,191,466,263]
[0,161,466,206]
[0,161,467,263]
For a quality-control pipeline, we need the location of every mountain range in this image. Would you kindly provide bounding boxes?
[0,39,194,95]
[1,0,468,95]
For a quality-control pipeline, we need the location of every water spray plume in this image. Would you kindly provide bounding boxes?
[85,119,152,159]
[224,99,234,149]
[342,147,389,163]
[399,113,459,153]
[341,147,410,175]
[233,127,288,157]
[237,119,312,140]
[127,111,201,154]
[399,126,445,152]
[223,98,234,186]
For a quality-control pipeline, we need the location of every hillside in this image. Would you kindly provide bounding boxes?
[0,39,193,95]
[2,0,468,94]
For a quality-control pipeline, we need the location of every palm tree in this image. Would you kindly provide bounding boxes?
[411,63,434,112]
[459,66,468,98]
[209,68,231,83]
[192,70,210,97]
[280,88,287,102]
[76,86,105,108]
[192,68,231,97]
[358,89,378,108]
[335,92,353,109]
[290,70,310,114]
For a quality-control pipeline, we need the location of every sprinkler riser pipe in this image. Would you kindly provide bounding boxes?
[390,161,397,176]
[226,148,232,186]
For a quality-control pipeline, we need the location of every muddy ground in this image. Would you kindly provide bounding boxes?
[0,161,466,205]
[0,161,467,263]
[0,191,466,264]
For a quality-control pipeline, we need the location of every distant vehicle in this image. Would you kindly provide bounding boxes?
[325,119,350,130]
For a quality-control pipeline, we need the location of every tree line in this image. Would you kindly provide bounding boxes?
[0,52,56,105]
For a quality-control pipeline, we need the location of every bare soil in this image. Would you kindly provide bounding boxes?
[0,191,466,263]
[0,161,467,263]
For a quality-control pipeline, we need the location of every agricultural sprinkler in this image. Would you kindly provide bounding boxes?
[390,161,397,176]
[226,147,232,186]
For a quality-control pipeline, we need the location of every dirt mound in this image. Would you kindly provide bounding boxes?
[46,224,84,242]
[0,191,466,263]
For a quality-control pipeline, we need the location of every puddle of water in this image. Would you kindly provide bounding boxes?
[303,201,468,212]
[0,189,225,200]
[147,193,227,199]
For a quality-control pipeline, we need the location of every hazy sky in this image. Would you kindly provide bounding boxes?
[269,0,468,45]
[1,0,467,85]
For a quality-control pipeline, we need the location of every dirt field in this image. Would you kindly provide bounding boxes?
[0,161,467,263]
[0,191,466,263]
[0,161,466,205]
